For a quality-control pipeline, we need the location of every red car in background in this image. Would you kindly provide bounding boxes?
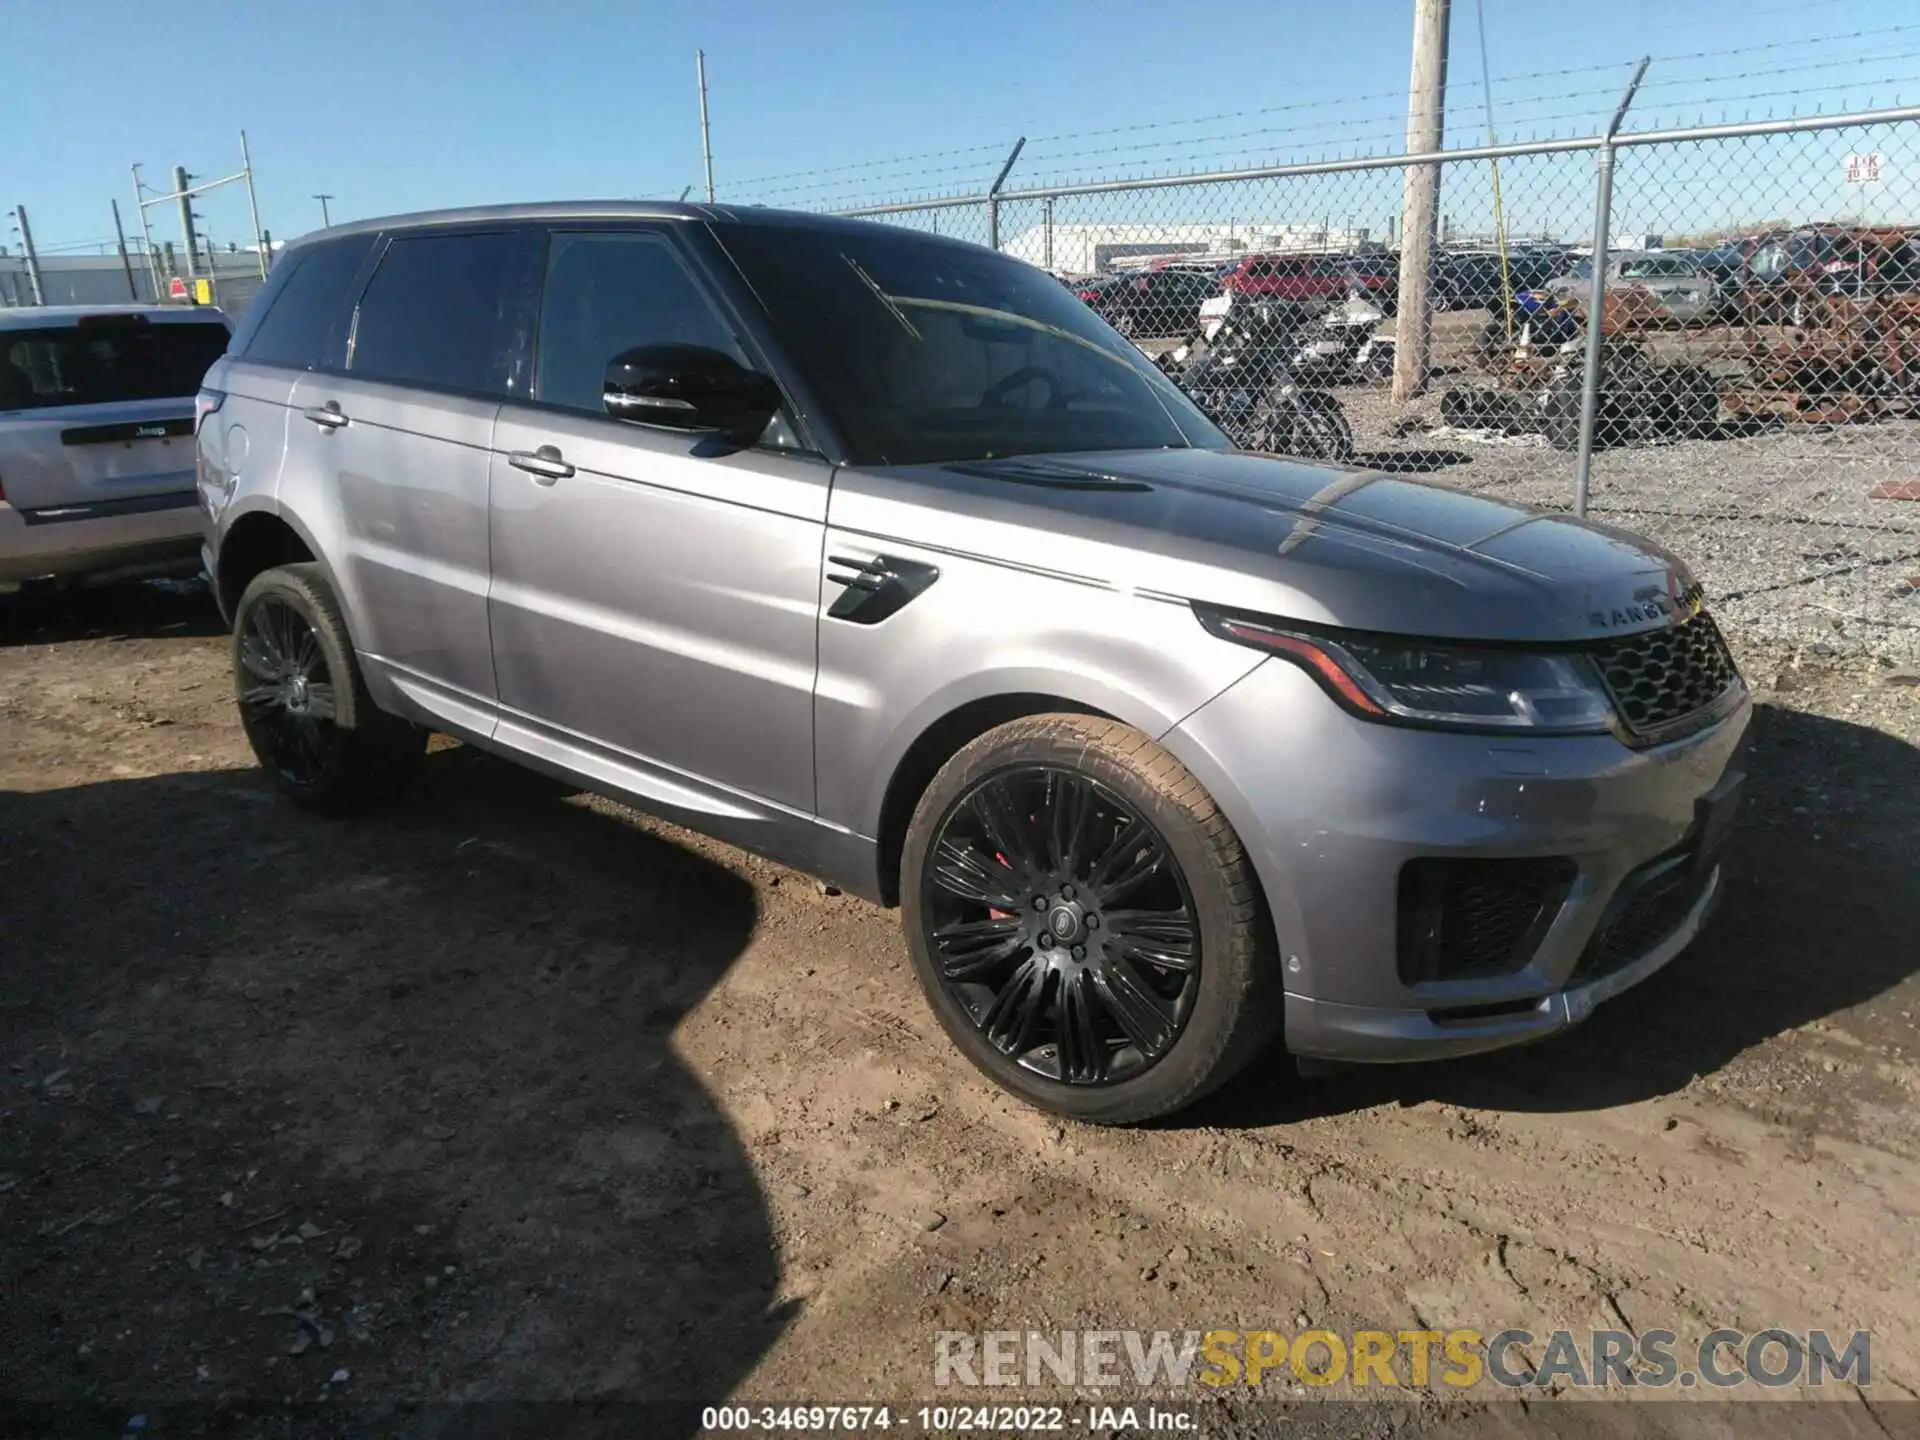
[1221,252,1393,306]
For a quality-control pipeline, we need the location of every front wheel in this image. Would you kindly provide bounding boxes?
[232,563,426,812]
[900,714,1282,1124]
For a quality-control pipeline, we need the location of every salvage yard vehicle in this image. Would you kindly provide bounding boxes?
[1158,291,1356,459]
[199,202,1749,1123]
[1,304,230,595]
[1545,252,1718,324]
[1075,266,1221,339]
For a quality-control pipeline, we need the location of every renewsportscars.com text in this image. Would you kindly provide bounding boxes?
[933,1327,1872,1390]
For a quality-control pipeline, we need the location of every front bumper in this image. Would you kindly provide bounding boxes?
[1160,654,1751,1064]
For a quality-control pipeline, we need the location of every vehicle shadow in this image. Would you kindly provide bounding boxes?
[1185,700,1920,1127]
[0,748,787,1435]
[0,576,224,648]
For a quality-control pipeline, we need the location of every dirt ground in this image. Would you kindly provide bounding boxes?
[2,581,1918,1440]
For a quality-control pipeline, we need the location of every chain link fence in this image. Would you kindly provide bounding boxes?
[806,109,1920,661]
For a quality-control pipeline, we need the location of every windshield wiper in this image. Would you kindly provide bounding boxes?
[844,257,922,341]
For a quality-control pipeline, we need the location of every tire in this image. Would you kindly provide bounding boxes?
[1543,372,1584,452]
[1285,389,1355,462]
[900,714,1281,1124]
[232,563,426,812]
[1665,365,1721,437]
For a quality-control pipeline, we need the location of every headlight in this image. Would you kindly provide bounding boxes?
[1196,607,1616,734]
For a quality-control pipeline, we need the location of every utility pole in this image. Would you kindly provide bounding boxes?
[696,49,716,203]
[313,193,335,227]
[173,165,198,280]
[111,199,139,299]
[13,206,45,305]
[1392,0,1451,404]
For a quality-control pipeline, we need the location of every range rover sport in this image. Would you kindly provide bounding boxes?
[197,203,1748,1123]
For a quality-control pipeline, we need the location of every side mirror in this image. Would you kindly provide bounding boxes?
[602,344,780,441]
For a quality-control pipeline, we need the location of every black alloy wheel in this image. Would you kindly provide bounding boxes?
[238,594,337,787]
[231,562,425,811]
[921,765,1202,1087]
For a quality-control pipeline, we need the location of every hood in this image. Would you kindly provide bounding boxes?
[832,448,1702,645]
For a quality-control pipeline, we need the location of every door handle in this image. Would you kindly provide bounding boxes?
[508,446,574,484]
[301,401,349,430]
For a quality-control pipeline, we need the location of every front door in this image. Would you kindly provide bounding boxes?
[486,225,829,815]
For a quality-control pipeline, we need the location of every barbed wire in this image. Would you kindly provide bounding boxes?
[765,74,1916,213]
[734,20,1920,203]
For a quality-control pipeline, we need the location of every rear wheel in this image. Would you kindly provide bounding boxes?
[900,715,1281,1124]
[1281,389,1356,462]
[232,563,425,812]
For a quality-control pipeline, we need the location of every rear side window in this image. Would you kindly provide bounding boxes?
[238,235,377,370]
[0,319,230,411]
[349,230,537,396]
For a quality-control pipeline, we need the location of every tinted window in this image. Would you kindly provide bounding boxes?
[350,230,535,395]
[0,319,229,411]
[534,230,746,415]
[716,221,1222,467]
[239,235,376,370]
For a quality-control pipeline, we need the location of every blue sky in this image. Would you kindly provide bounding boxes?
[4,0,1915,255]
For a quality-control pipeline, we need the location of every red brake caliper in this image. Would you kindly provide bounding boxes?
[989,852,1014,919]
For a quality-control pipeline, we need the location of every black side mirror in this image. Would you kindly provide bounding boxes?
[602,344,780,441]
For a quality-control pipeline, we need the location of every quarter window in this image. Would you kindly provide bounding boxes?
[238,234,376,370]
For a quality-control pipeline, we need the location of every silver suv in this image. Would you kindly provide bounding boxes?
[197,204,1749,1123]
[2,304,231,594]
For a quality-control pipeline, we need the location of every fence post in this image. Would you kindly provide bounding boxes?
[986,137,1026,252]
[1573,58,1648,518]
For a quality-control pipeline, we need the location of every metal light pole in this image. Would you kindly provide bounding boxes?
[696,50,716,203]
[13,206,45,305]
[241,130,268,278]
[313,193,335,228]
[111,199,139,299]
[131,164,161,295]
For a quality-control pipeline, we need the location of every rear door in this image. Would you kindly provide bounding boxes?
[287,227,540,719]
[0,313,230,517]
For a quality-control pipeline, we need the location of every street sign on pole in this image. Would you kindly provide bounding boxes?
[1845,153,1883,185]
[167,276,189,300]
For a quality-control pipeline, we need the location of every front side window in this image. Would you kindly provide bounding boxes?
[349,230,535,395]
[0,319,229,411]
[715,220,1222,467]
[534,230,747,415]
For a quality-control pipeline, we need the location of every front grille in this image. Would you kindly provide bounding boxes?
[1574,856,1713,982]
[1397,856,1576,985]
[1592,612,1742,741]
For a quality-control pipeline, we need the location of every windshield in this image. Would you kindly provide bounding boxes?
[714,222,1223,466]
[0,319,229,412]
